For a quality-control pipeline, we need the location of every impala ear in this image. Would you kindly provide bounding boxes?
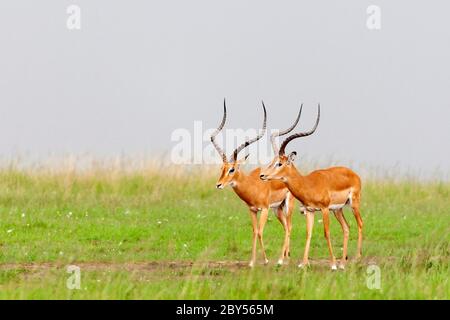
[287,151,297,164]
[239,154,250,164]
[235,154,249,169]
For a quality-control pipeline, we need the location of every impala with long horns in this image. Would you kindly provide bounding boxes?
[260,104,363,270]
[211,100,301,267]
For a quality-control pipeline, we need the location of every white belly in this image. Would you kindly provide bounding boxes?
[269,193,292,216]
[299,204,346,214]
[297,190,353,213]
[269,201,283,209]
[329,203,347,210]
[298,201,318,214]
[328,189,353,210]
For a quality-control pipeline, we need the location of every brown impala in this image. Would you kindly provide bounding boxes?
[260,105,363,270]
[211,100,301,267]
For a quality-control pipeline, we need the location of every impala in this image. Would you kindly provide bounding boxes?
[260,105,363,270]
[211,100,301,267]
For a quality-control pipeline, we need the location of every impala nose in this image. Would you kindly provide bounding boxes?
[216,183,223,189]
[260,174,266,180]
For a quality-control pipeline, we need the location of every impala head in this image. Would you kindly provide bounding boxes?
[260,104,321,182]
[260,152,298,182]
[211,99,267,189]
[215,154,249,189]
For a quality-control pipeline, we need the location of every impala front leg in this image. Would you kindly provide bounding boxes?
[285,196,295,259]
[258,208,269,265]
[286,212,293,257]
[276,207,289,265]
[248,209,258,268]
[299,210,314,268]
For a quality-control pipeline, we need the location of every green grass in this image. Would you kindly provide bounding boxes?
[0,165,448,299]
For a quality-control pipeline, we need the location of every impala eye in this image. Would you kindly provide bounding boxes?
[277,162,282,167]
[228,168,235,174]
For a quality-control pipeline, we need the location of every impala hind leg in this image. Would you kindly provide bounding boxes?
[350,191,363,259]
[299,210,314,268]
[257,208,270,265]
[334,209,350,269]
[322,208,337,270]
[351,204,363,259]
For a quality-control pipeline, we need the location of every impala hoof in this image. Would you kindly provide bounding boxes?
[277,259,284,266]
[331,264,338,271]
[264,259,269,265]
[298,263,308,269]
[338,264,345,270]
[248,261,255,268]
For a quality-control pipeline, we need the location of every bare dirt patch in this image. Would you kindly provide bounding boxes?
[0,257,390,273]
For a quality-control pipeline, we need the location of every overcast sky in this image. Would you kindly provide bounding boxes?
[0,1,449,177]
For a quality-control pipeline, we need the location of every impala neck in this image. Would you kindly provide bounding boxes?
[284,165,308,194]
[231,170,253,198]
[231,169,246,188]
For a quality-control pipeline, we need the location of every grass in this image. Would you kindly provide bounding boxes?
[0,162,448,299]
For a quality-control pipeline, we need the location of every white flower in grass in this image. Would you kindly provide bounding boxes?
[59,251,64,255]
[21,213,26,218]
[6,229,13,234]
[318,219,323,223]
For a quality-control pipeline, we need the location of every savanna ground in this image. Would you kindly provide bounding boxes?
[0,160,448,299]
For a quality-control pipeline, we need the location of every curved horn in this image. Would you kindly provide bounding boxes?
[270,103,303,154]
[230,101,267,162]
[210,99,228,163]
[279,104,320,156]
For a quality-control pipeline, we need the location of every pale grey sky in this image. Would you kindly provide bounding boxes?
[0,1,449,176]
